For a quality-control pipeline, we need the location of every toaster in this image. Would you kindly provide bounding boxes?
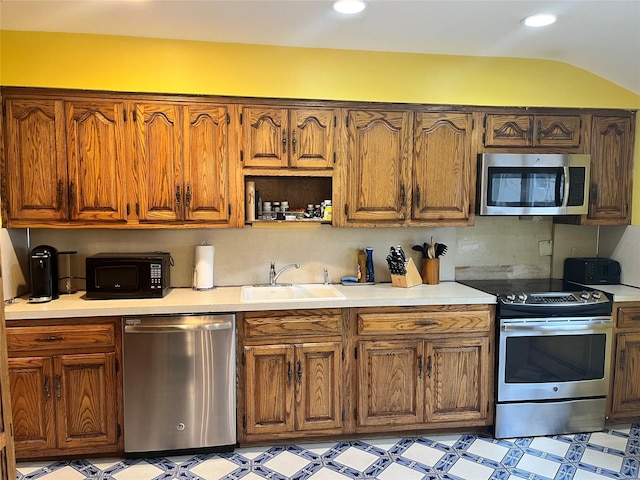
[564,257,621,285]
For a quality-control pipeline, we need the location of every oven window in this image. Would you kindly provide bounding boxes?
[504,333,606,383]
[95,265,139,289]
[487,167,564,207]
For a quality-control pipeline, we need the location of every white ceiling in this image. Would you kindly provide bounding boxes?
[2,0,639,94]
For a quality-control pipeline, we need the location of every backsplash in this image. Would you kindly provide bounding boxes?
[1,217,602,298]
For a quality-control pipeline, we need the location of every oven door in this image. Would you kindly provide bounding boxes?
[497,316,612,402]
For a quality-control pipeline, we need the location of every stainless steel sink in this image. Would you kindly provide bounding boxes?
[240,284,345,303]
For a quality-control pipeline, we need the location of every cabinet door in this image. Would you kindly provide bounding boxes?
[7,357,56,453]
[183,104,232,223]
[289,108,335,169]
[413,112,472,222]
[484,114,532,147]
[54,353,118,450]
[535,115,581,147]
[295,342,342,432]
[244,345,294,434]
[357,340,423,427]
[611,333,640,415]
[588,116,632,224]
[65,100,127,222]
[4,99,68,222]
[134,102,184,222]
[345,110,412,223]
[242,106,289,168]
[425,337,489,423]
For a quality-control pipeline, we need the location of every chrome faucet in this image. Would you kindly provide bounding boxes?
[269,262,300,286]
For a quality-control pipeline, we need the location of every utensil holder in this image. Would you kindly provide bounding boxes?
[422,258,440,285]
[391,258,422,288]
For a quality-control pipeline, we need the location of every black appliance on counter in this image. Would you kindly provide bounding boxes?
[29,245,59,303]
[458,278,613,439]
[564,257,621,285]
[85,252,171,299]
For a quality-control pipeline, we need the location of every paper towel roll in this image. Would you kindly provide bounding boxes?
[246,181,256,222]
[194,244,215,290]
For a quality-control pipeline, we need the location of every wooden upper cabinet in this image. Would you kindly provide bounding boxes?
[65,100,128,222]
[587,116,633,224]
[4,98,68,222]
[412,112,473,223]
[484,114,582,149]
[134,102,232,225]
[242,106,334,169]
[134,102,184,222]
[344,109,412,223]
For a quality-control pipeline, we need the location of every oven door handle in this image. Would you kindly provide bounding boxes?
[560,165,571,209]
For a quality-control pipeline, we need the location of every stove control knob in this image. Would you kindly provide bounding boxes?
[505,294,516,302]
[580,291,591,301]
[592,291,602,300]
[517,293,527,302]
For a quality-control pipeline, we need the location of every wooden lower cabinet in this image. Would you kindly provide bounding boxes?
[609,303,640,418]
[6,318,122,459]
[355,305,493,434]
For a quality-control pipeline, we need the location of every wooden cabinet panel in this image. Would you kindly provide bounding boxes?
[183,104,231,222]
[484,114,531,147]
[588,116,632,224]
[425,338,488,423]
[7,357,55,453]
[413,112,473,222]
[536,115,582,147]
[617,306,640,329]
[345,109,412,223]
[65,100,127,222]
[357,340,423,427]
[244,345,294,435]
[244,310,342,339]
[6,324,116,354]
[55,353,117,450]
[4,99,68,221]
[484,114,581,148]
[295,342,342,432]
[611,333,640,415]
[289,108,335,169]
[242,106,289,168]
[357,308,491,335]
[134,103,183,222]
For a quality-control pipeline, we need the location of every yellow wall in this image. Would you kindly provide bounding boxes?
[2,30,639,220]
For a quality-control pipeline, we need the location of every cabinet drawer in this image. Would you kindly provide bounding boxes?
[244,310,342,339]
[617,306,640,329]
[6,324,116,353]
[358,309,491,335]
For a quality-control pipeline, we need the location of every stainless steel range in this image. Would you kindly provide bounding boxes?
[459,279,613,439]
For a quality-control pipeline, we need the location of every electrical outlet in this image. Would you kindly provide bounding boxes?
[538,240,553,256]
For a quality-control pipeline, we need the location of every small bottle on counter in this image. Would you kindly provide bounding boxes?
[365,247,375,283]
[358,249,367,283]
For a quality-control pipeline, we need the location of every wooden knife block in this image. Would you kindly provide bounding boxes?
[390,258,422,288]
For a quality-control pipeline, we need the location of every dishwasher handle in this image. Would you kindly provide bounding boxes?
[125,322,233,333]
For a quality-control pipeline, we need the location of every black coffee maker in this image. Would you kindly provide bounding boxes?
[29,245,59,303]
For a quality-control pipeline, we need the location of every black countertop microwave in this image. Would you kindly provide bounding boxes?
[85,252,171,299]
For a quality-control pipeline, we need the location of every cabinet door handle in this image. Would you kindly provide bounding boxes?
[55,375,61,400]
[590,184,598,205]
[415,321,437,326]
[537,119,542,141]
[620,349,626,371]
[175,184,181,208]
[57,180,64,208]
[416,185,421,208]
[35,336,65,342]
[631,315,640,321]
[297,360,302,384]
[283,131,287,154]
[401,184,406,207]
[418,355,423,379]
[44,376,50,401]
[292,130,297,154]
[185,183,192,208]
[287,361,292,387]
[427,355,433,378]
[69,182,76,206]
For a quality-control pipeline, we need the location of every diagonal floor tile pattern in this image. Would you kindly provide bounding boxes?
[17,422,640,480]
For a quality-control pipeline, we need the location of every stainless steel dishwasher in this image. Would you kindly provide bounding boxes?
[123,314,236,453]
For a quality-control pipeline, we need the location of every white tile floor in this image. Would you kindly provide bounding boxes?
[16,422,640,479]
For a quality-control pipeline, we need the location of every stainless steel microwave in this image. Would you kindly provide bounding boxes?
[85,252,171,299]
[478,153,590,216]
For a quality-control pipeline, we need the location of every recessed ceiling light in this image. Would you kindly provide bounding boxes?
[333,0,366,15]
[522,13,557,27]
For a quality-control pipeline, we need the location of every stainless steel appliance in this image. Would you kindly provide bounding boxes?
[85,252,171,299]
[478,153,590,216]
[123,314,236,453]
[564,257,621,285]
[459,279,612,439]
[29,245,59,303]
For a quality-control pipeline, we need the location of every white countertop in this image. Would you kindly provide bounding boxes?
[584,284,640,303]
[5,282,496,320]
